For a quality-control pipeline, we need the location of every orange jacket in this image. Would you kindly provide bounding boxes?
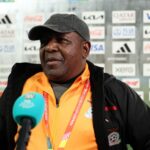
[16,64,97,150]
[1,61,150,150]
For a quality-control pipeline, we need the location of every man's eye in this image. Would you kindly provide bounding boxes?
[58,38,70,44]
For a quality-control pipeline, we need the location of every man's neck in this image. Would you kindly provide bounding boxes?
[49,69,84,84]
[49,70,84,105]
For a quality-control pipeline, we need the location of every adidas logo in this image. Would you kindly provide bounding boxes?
[112,41,135,54]
[116,43,131,53]
[0,15,12,24]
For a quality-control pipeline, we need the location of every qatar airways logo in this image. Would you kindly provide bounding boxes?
[0,28,15,38]
[112,10,136,24]
[122,78,140,88]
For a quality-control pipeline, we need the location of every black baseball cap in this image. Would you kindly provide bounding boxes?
[28,13,90,42]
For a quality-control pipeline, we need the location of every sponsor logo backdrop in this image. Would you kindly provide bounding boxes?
[0,0,150,108]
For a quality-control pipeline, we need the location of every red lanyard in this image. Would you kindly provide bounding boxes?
[43,92,50,135]
[43,79,90,150]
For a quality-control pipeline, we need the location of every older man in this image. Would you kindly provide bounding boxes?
[0,13,150,150]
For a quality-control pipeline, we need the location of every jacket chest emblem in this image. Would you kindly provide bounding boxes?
[108,131,121,146]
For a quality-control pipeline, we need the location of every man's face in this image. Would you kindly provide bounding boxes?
[39,31,90,82]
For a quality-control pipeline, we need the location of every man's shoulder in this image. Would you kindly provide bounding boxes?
[87,60,116,84]
[11,62,42,74]
[104,72,115,85]
[12,62,42,72]
[8,63,42,82]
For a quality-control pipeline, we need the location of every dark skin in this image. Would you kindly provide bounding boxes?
[39,31,91,83]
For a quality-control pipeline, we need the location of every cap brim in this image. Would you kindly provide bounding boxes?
[28,25,73,40]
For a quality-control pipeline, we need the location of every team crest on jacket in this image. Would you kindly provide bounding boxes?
[108,131,121,146]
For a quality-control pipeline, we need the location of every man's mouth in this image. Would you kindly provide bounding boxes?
[45,57,62,65]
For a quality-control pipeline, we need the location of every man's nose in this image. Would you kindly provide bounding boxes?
[45,38,59,51]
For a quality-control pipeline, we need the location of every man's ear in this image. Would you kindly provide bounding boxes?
[82,41,91,58]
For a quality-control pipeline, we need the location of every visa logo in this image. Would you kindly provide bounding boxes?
[90,42,105,54]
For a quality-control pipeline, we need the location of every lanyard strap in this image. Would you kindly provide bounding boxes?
[43,79,90,150]
[43,92,51,135]
[43,92,53,150]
